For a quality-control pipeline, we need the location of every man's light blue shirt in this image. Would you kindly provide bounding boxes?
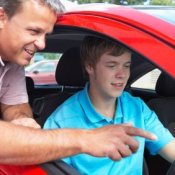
[44,84,174,175]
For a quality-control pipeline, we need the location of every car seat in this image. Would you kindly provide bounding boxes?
[25,76,35,105]
[145,72,175,175]
[148,72,175,128]
[33,47,87,127]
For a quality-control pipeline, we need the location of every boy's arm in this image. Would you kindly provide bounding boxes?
[158,140,175,163]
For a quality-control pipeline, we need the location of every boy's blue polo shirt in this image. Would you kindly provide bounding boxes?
[44,84,174,175]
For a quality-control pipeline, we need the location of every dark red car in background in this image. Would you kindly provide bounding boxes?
[25,60,59,85]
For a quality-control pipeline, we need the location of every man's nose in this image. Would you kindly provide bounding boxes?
[34,36,46,50]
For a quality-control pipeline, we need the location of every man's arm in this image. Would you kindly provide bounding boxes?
[158,140,175,163]
[1,103,40,128]
[0,122,156,165]
[0,120,82,165]
[1,103,33,120]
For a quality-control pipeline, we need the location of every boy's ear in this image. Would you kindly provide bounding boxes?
[0,7,8,29]
[85,63,94,74]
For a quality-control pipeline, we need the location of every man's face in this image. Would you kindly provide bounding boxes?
[0,0,57,66]
[86,52,131,100]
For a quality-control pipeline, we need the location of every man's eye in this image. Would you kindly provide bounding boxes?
[29,29,40,35]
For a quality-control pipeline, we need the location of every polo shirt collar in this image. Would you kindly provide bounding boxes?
[79,83,124,124]
[0,56,5,66]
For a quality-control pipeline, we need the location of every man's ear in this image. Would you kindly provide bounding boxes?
[0,7,7,29]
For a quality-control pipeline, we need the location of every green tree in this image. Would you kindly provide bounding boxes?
[127,0,144,4]
[151,0,173,5]
[38,53,61,60]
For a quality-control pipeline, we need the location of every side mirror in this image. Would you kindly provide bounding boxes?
[33,70,39,74]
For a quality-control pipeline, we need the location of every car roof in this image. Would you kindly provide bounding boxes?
[57,4,175,44]
[49,4,175,77]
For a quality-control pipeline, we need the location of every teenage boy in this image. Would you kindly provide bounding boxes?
[44,36,175,174]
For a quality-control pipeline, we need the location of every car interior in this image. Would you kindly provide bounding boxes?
[25,25,175,175]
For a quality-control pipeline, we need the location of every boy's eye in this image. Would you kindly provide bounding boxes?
[106,64,116,68]
[125,63,131,68]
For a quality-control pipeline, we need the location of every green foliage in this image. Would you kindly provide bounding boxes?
[127,0,144,5]
[151,0,173,5]
[37,53,62,60]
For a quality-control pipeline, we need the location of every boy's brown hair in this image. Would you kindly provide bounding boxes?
[80,36,131,78]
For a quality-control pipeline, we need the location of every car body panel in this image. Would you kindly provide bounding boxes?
[0,165,47,175]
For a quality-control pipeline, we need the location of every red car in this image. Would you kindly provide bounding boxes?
[1,4,175,175]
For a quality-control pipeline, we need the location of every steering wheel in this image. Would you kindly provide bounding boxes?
[166,161,175,175]
[143,159,175,175]
[40,160,82,175]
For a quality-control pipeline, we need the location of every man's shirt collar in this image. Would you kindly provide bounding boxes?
[0,56,5,66]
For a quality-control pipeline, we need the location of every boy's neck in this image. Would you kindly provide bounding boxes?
[88,89,117,119]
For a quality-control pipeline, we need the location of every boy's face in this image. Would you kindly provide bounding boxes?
[0,0,57,66]
[86,52,131,100]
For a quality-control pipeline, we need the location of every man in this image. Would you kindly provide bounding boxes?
[44,36,175,174]
[0,0,156,165]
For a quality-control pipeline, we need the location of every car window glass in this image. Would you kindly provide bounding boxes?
[131,69,161,90]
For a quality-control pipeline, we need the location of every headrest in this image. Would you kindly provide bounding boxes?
[156,72,175,97]
[168,122,175,137]
[56,47,87,87]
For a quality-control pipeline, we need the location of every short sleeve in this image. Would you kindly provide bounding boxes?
[1,64,28,105]
[143,101,174,155]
